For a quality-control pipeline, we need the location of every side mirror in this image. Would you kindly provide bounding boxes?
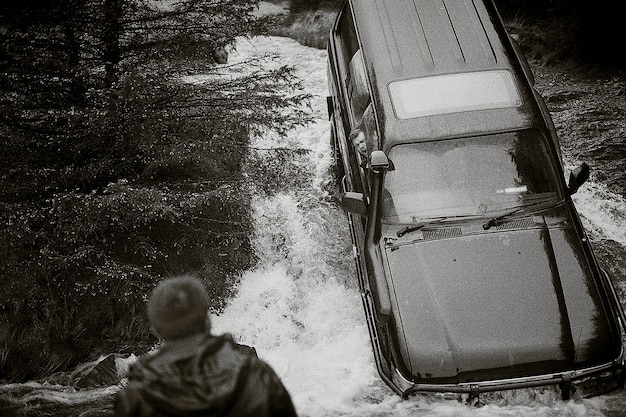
[370,150,389,173]
[567,162,590,195]
[341,192,367,216]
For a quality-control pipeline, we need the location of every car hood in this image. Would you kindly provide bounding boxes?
[384,225,619,382]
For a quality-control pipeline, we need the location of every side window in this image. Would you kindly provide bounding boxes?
[336,6,359,72]
[335,5,370,126]
[332,3,372,197]
[347,50,369,124]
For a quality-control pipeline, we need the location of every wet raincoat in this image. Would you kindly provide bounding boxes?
[115,333,297,417]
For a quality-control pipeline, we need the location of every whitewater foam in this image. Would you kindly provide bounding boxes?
[209,36,626,417]
[573,180,626,246]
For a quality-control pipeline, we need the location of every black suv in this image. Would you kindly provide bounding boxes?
[326,0,625,400]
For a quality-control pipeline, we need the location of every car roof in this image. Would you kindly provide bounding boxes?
[346,0,543,151]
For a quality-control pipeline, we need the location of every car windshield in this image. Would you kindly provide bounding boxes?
[382,130,562,223]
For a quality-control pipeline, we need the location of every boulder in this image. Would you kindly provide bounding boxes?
[72,354,121,390]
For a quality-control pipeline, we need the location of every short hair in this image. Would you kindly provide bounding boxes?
[147,275,209,340]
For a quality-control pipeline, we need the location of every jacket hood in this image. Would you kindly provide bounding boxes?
[128,333,250,415]
[384,224,618,382]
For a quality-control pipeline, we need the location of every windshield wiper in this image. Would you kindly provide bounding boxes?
[396,215,482,237]
[482,198,564,230]
[396,223,429,237]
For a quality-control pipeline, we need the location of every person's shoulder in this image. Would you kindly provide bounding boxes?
[216,333,258,357]
[215,335,279,378]
[231,339,259,358]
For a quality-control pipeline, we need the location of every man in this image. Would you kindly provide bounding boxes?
[349,127,368,158]
[349,103,378,160]
[115,275,297,417]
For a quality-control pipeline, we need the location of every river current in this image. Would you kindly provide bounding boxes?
[204,37,626,416]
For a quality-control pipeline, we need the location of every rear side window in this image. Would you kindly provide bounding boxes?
[335,6,359,72]
[334,4,370,124]
[388,70,521,119]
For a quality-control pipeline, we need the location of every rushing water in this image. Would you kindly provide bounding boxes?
[205,37,626,416]
[1,32,623,417]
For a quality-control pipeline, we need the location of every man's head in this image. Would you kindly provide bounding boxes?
[147,275,210,340]
[350,129,368,156]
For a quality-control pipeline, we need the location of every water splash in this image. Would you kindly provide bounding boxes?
[573,180,626,246]
[210,36,626,417]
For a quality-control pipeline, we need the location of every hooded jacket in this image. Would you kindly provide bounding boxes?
[115,333,297,417]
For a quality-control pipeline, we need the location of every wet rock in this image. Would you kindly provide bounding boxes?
[72,354,120,390]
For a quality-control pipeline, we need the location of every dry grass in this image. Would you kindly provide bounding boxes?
[270,9,336,49]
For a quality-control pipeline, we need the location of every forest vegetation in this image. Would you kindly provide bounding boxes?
[0,0,311,382]
[1,0,623,383]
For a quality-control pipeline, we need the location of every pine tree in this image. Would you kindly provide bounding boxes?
[0,0,311,381]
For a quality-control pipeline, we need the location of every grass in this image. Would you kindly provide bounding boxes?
[270,9,336,49]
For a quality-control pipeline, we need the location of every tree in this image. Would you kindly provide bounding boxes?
[0,0,311,381]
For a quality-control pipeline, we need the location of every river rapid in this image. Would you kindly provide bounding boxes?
[2,35,623,416]
[207,37,626,416]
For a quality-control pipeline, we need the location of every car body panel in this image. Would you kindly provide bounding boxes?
[384,223,619,382]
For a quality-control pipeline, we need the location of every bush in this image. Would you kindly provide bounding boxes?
[270,9,336,49]
[289,0,341,13]
[0,129,255,380]
[0,0,312,381]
